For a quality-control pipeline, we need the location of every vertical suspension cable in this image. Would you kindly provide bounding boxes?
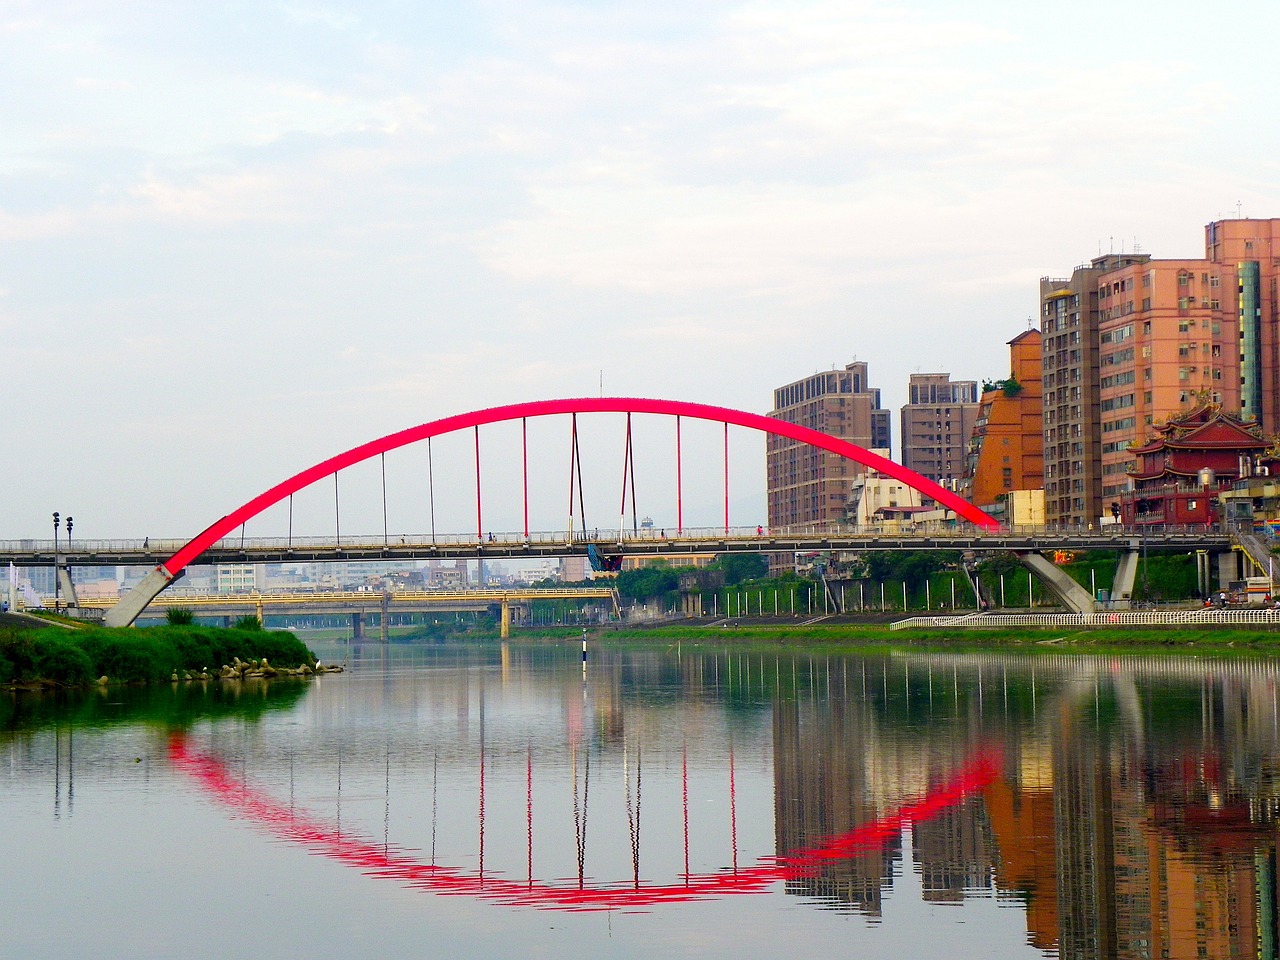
[723,421,730,533]
[629,416,638,535]
[676,415,683,534]
[427,437,436,544]
[567,414,578,541]
[333,473,341,545]
[381,452,389,547]
[522,418,529,540]
[619,412,632,541]
[574,416,588,537]
[474,425,483,541]
[287,494,293,547]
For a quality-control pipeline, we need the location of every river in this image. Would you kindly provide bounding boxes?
[4,641,1278,959]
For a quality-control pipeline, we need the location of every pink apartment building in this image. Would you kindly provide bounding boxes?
[1094,219,1280,503]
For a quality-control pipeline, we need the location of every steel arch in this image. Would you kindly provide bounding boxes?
[162,397,995,576]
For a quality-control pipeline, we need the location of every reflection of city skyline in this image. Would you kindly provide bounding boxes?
[8,647,1280,952]
[772,652,1280,958]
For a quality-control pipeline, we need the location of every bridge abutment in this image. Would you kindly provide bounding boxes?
[102,567,174,628]
[1111,548,1140,608]
[1218,549,1243,594]
[1016,552,1096,614]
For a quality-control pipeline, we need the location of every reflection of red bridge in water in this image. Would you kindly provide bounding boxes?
[167,732,1001,912]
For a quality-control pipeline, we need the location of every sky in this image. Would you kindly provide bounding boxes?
[5,0,1280,541]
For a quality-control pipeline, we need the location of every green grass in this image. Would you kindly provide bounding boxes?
[581,622,1280,656]
[0,624,316,685]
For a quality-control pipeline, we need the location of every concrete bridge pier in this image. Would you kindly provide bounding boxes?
[1218,550,1242,593]
[103,567,175,628]
[680,591,703,617]
[1110,548,1140,608]
[1016,551,1097,614]
[352,612,366,641]
[500,599,511,639]
[57,566,79,609]
[1195,550,1212,598]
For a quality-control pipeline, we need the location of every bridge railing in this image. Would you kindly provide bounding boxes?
[891,608,1280,630]
[0,521,1230,557]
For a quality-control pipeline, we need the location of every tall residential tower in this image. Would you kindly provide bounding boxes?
[899,373,979,486]
[767,362,891,529]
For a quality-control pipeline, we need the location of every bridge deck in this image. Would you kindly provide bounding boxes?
[0,526,1233,567]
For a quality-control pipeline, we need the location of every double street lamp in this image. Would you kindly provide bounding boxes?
[51,512,74,612]
[52,512,60,612]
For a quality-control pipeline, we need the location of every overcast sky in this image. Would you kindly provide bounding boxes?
[5,0,1280,541]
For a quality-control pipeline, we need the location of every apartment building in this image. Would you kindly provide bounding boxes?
[1040,254,1150,527]
[766,361,891,528]
[1044,218,1280,521]
[899,373,979,486]
[964,329,1043,511]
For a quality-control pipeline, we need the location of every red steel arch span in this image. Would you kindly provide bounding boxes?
[105,397,997,626]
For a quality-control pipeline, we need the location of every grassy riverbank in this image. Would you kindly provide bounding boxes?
[586,622,1280,654]
[0,622,316,686]
[422,621,1280,656]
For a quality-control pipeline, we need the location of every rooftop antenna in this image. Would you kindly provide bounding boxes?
[1237,200,1243,219]
[599,369,603,396]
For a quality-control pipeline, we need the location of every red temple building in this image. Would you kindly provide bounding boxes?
[1119,405,1279,526]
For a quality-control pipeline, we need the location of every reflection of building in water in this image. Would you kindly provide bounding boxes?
[912,796,996,902]
[901,653,1280,960]
[773,695,898,914]
[982,739,1058,951]
[772,660,1004,915]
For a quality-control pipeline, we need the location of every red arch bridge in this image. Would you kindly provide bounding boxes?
[0,397,1234,625]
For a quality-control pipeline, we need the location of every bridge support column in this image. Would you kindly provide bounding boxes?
[1195,550,1212,598]
[103,567,175,628]
[381,592,391,643]
[500,599,511,639]
[1217,550,1241,594]
[352,612,366,641]
[57,566,79,609]
[1016,552,1096,614]
[1110,548,1140,608]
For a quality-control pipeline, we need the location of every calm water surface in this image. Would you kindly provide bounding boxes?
[4,642,1280,959]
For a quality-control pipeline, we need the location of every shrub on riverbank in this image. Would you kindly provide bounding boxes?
[0,624,315,685]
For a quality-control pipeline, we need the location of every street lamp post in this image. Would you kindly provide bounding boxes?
[65,516,73,597]
[52,512,60,613]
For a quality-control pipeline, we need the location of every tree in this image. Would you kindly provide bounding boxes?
[712,553,768,585]
[616,565,683,601]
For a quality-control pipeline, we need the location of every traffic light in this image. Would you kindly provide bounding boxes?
[1110,502,1120,519]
